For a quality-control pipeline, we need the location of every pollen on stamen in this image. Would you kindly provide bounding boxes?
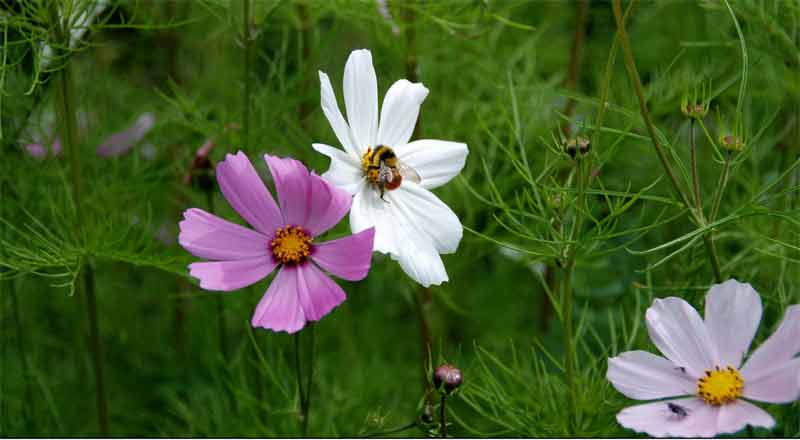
[270,225,312,264]
[696,365,743,406]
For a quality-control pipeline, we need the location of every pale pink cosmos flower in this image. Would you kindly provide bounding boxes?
[96,113,156,157]
[607,279,800,437]
[179,151,375,333]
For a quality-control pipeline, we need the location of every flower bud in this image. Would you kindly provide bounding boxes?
[564,136,590,159]
[681,88,710,119]
[433,364,463,394]
[720,135,744,152]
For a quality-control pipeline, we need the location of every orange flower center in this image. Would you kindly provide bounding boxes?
[697,365,743,405]
[270,226,312,264]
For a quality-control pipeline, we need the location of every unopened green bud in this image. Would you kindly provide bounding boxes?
[564,136,591,159]
[681,95,709,119]
[720,135,744,152]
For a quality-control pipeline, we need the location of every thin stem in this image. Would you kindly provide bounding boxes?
[362,420,419,438]
[294,332,305,426]
[242,0,252,148]
[689,119,702,213]
[297,1,312,128]
[10,276,33,430]
[611,0,695,217]
[52,14,108,433]
[612,0,724,282]
[561,0,589,134]
[295,324,316,436]
[440,393,447,438]
[303,323,315,436]
[414,287,434,411]
[561,258,576,433]
[83,263,108,435]
[710,151,731,223]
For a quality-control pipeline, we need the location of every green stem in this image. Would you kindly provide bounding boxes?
[710,152,731,223]
[691,121,723,282]
[9,276,34,431]
[689,120,702,213]
[440,393,447,438]
[242,0,252,148]
[362,420,419,438]
[610,0,695,217]
[83,263,108,434]
[561,259,577,434]
[612,0,724,282]
[52,11,108,433]
[303,323,315,436]
[295,324,316,436]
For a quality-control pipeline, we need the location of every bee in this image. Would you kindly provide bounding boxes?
[667,403,689,419]
[362,145,421,200]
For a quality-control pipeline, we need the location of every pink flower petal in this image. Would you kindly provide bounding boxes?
[216,151,283,235]
[704,279,762,368]
[251,266,305,333]
[25,143,48,159]
[178,208,270,260]
[606,350,696,400]
[188,256,277,291]
[742,357,800,403]
[303,171,352,236]
[251,264,347,333]
[646,297,718,378]
[717,400,775,434]
[741,305,800,382]
[51,137,62,155]
[616,397,719,438]
[294,263,346,321]
[96,112,155,157]
[263,154,310,227]
[311,228,375,281]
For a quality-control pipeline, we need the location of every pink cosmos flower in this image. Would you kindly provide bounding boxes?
[607,279,800,437]
[96,113,156,157]
[178,151,375,333]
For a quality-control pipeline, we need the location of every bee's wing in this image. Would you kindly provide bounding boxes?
[396,160,421,184]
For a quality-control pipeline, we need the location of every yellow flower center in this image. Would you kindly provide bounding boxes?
[697,366,743,405]
[270,226,312,264]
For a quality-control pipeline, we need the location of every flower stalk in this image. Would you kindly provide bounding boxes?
[295,324,316,435]
[52,9,109,433]
[612,0,723,283]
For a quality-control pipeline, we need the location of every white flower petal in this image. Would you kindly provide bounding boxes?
[607,350,697,400]
[741,305,800,379]
[350,183,398,256]
[343,49,378,152]
[389,182,462,254]
[376,79,429,147]
[312,143,364,194]
[716,400,775,434]
[319,71,358,157]
[646,297,718,378]
[349,182,451,286]
[394,139,469,190]
[704,279,762,368]
[616,397,720,438]
[742,357,800,403]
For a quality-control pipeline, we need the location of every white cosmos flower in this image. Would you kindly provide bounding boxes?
[312,49,468,287]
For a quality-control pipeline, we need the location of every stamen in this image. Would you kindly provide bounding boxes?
[270,226,312,264]
[696,365,743,406]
